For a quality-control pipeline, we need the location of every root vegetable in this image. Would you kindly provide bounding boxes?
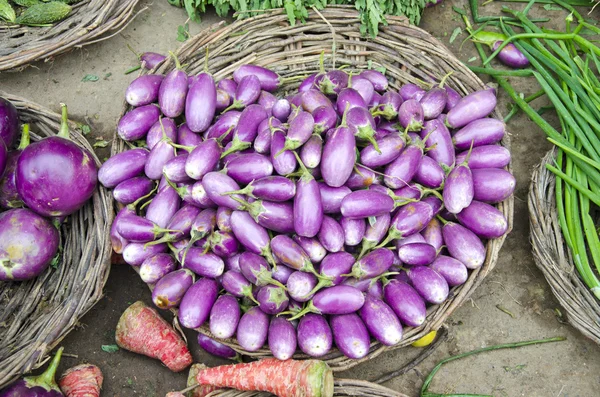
[58,364,103,397]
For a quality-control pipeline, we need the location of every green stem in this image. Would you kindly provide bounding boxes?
[18,124,30,150]
[58,103,70,139]
[503,89,545,123]
[547,164,600,207]
[467,66,533,77]
[28,347,64,390]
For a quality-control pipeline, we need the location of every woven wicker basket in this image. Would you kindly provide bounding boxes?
[0,92,114,388]
[529,149,600,344]
[114,6,514,371]
[0,0,141,72]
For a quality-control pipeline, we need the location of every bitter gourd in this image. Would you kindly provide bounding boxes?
[0,0,16,22]
[15,1,70,24]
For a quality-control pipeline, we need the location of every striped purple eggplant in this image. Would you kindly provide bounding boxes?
[209,294,240,339]
[300,135,323,169]
[186,73,216,133]
[321,126,356,188]
[453,118,505,150]
[472,168,516,203]
[159,58,188,117]
[383,279,426,327]
[456,200,508,238]
[446,88,497,129]
[126,74,164,106]
[443,161,474,214]
[237,306,269,352]
[430,255,468,286]
[294,156,323,238]
[442,221,486,269]
[340,189,394,219]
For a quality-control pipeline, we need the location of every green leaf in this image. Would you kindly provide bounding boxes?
[101,344,119,353]
[449,27,462,44]
[177,23,190,42]
[93,140,109,148]
[184,0,201,21]
[81,74,99,82]
[80,124,91,135]
[284,0,296,26]
[543,3,563,10]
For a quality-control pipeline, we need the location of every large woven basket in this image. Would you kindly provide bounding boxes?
[529,149,600,344]
[0,93,114,388]
[114,6,514,371]
[0,0,141,72]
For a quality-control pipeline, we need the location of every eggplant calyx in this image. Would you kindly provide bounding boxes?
[25,347,64,392]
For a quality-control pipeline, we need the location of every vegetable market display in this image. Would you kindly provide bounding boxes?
[0,0,141,71]
[459,0,600,344]
[104,7,514,369]
[0,94,113,388]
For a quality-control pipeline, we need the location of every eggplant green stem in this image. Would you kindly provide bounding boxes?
[29,347,64,390]
[438,71,453,88]
[18,124,30,150]
[58,103,70,139]
[169,51,182,70]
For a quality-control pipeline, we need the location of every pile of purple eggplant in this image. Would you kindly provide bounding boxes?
[0,98,98,282]
[103,59,514,360]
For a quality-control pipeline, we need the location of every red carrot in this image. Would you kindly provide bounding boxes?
[115,301,192,372]
[195,358,334,397]
[165,393,185,397]
[187,363,221,397]
[58,364,103,397]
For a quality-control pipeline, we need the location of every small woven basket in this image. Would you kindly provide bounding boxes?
[529,149,600,344]
[115,6,514,371]
[0,0,141,72]
[0,93,114,388]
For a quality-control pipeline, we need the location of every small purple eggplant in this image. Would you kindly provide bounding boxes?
[122,242,167,266]
[226,75,261,111]
[313,105,338,135]
[125,74,164,106]
[254,121,272,155]
[231,211,278,266]
[453,118,506,150]
[420,118,455,167]
[442,221,486,269]
[456,200,508,238]
[0,347,65,397]
[346,106,380,151]
[145,184,181,228]
[272,263,295,284]
[228,175,296,202]
[271,129,297,176]
[445,87,461,111]
[216,89,232,112]
[360,133,405,168]
[341,217,366,246]
[204,110,241,142]
[399,84,426,101]
[443,160,474,214]
[340,190,394,219]
[377,201,434,248]
[152,268,194,309]
[183,138,222,181]
[383,142,424,189]
[318,70,349,95]
[493,41,530,68]
[209,294,241,339]
[317,216,345,253]
[446,88,497,129]
[350,76,375,105]
[115,214,176,243]
[297,313,332,357]
[271,235,320,276]
[359,295,402,346]
[99,148,149,188]
[420,83,448,120]
[186,73,216,133]
[396,233,426,247]
[217,78,238,97]
[177,123,203,147]
[272,98,291,121]
[318,183,351,214]
[383,279,426,327]
[407,266,449,304]
[319,252,355,285]
[336,88,367,114]
[422,218,444,253]
[225,153,273,185]
[163,154,192,184]
[300,134,323,169]
[293,236,327,264]
[298,74,317,92]
[294,155,323,238]
[215,207,232,232]
[472,168,516,203]
[431,255,468,286]
[140,52,166,69]
[239,251,283,288]
[197,334,238,359]
[289,285,365,320]
[117,104,161,141]
[140,253,177,284]
[208,231,240,258]
[222,270,259,303]
[233,64,281,92]
[455,145,510,169]
[321,126,356,188]
[301,89,333,114]
[179,278,219,328]
[358,213,391,258]
[257,285,289,314]
[147,118,178,150]
[360,69,388,91]
[159,56,188,117]
[414,156,445,189]
[372,91,403,120]
[345,248,394,280]
[112,176,155,205]
[237,306,269,352]
[145,139,176,180]
[398,99,424,132]
[398,243,437,266]
[202,172,245,210]
[330,313,371,359]
[242,199,294,234]
[268,316,297,360]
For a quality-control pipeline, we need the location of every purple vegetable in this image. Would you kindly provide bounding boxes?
[270,129,297,176]
[340,190,394,219]
[141,52,166,69]
[300,134,323,169]
[392,184,422,202]
[179,278,218,328]
[377,201,434,248]
[319,252,355,285]
[455,145,510,169]
[398,243,437,266]
[398,99,424,131]
[383,142,424,189]
[446,88,497,129]
[226,153,273,185]
[231,211,277,266]
[330,314,370,359]
[396,233,426,247]
[358,213,391,258]
[145,184,181,228]
[0,127,27,209]
[145,139,175,180]
[318,183,351,214]
[318,70,349,95]
[204,110,241,142]
[407,266,449,304]
[122,242,167,266]
[272,263,295,284]
[159,58,188,117]
[420,85,448,120]
[0,347,64,397]
[272,99,291,121]
[222,270,258,303]
[456,200,508,238]
[336,88,367,115]
[445,87,461,111]
[399,84,426,101]
[230,175,296,203]
[359,296,402,346]
[292,285,365,319]
[117,104,161,141]
[346,166,383,189]
[297,314,334,358]
[294,158,323,238]
[116,214,174,243]
[368,279,384,300]
[216,89,232,112]
[201,172,244,210]
[442,221,486,269]
[360,133,405,168]
[237,306,269,352]
[197,334,238,359]
[271,234,319,275]
[350,76,375,105]
[225,253,242,272]
[370,92,382,108]
[372,91,403,120]
[313,105,338,135]
[321,126,356,188]
[228,75,261,110]
[125,74,164,106]
[472,168,516,203]
[239,251,283,288]
[286,270,317,300]
[301,90,333,114]
[346,107,379,150]
[0,208,59,281]
[422,218,444,253]
[209,294,241,339]
[214,207,232,233]
[317,216,345,253]
[181,139,220,181]
[151,268,194,309]
[268,316,297,360]
[341,217,366,246]
[360,70,388,92]
[383,279,426,327]
[293,236,327,264]
[443,161,474,214]
[453,118,506,150]
[254,122,272,155]
[163,154,191,184]
[420,118,455,167]
[0,97,19,148]
[431,255,468,286]
[259,91,277,115]
[346,248,394,280]
[414,156,445,189]
[298,74,317,92]
[257,285,289,314]
[233,65,280,92]
[16,105,97,217]
[493,41,530,68]
[218,78,238,98]
[146,117,178,150]
[186,73,216,133]
[422,195,443,216]
[140,253,176,284]
[208,230,239,258]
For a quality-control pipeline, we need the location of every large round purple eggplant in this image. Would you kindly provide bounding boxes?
[443,161,473,214]
[445,88,497,129]
[152,268,195,309]
[117,104,161,141]
[297,313,333,357]
[186,73,216,133]
[455,145,510,169]
[383,142,424,189]
[257,285,289,314]
[453,118,505,150]
[0,347,64,397]
[456,200,508,238]
[222,270,258,304]
[289,285,365,320]
[321,126,356,188]
[145,184,181,228]
[140,253,177,284]
[122,242,167,266]
[330,313,371,359]
[442,221,486,269]
[360,133,405,168]
[341,217,366,246]
[377,201,434,248]
[383,279,426,327]
[125,74,164,106]
[225,153,273,185]
[340,189,394,219]
[420,118,455,167]
[472,168,516,203]
[293,236,327,264]
[197,334,238,359]
[359,295,402,346]
[0,208,59,281]
[99,148,148,188]
[179,278,219,328]
[209,294,241,339]
[407,266,449,304]
[237,306,269,352]
[430,255,468,286]
[0,97,19,148]
[268,316,297,360]
[16,105,98,217]
[398,99,424,131]
[398,242,437,266]
[317,216,345,253]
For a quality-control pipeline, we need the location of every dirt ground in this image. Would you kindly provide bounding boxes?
[1,1,599,396]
